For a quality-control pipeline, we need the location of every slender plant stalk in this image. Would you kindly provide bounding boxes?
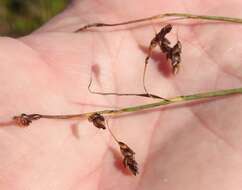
[88,74,169,100]
[14,87,242,126]
[75,12,242,31]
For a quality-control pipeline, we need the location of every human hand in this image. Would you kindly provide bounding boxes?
[1,0,242,189]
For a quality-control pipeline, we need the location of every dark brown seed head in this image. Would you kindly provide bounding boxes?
[172,41,182,54]
[157,24,172,39]
[123,156,139,176]
[153,24,181,75]
[88,113,106,129]
[13,114,31,127]
[169,41,182,74]
[160,37,171,53]
[151,24,172,49]
[118,141,138,175]
[13,114,41,127]
[118,141,135,157]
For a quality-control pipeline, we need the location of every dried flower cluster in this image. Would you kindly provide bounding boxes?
[88,113,106,129]
[118,141,139,175]
[146,24,182,74]
[13,114,41,127]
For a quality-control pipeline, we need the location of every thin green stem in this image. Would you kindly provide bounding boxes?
[99,87,242,116]
[14,87,242,126]
[75,12,242,32]
[164,13,242,23]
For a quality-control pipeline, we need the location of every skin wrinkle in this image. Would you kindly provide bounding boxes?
[187,25,221,89]
[59,131,108,190]
[69,166,101,190]
[189,108,237,151]
[188,109,242,170]
[134,108,216,189]
[135,109,241,189]
[69,149,107,190]
[90,28,128,110]
[192,30,242,82]
[220,66,242,81]
[108,31,124,108]
[95,134,115,190]
[188,24,242,83]
[74,32,95,111]
[180,1,222,90]
[69,124,109,189]
[171,78,239,156]
[135,112,164,190]
[71,101,119,109]
[185,0,242,85]
[91,32,118,105]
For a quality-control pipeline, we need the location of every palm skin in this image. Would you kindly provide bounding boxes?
[1,0,242,189]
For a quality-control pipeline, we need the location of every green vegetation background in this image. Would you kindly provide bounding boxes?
[0,0,69,37]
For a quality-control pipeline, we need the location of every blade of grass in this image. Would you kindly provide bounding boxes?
[75,12,242,32]
[13,87,242,126]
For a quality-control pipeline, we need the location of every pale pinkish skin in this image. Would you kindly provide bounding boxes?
[0,0,242,189]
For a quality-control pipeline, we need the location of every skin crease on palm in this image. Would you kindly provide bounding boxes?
[1,0,242,189]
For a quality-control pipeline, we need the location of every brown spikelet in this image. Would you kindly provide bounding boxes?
[167,41,182,74]
[13,114,41,127]
[118,141,139,175]
[143,24,182,96]
[88,113,106,129]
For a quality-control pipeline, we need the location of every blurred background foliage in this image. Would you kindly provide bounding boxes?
[0,0,69,37]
